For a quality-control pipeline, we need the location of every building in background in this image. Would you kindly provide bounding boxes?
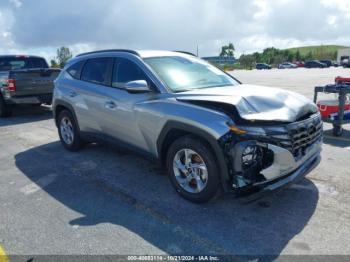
[201,56,236,65]
[337,48,350,64]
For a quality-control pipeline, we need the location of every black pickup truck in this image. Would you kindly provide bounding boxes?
[0,55,61,117]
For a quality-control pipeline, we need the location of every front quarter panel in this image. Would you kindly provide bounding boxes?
[134,95,232,157]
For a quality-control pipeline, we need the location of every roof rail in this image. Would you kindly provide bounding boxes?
[76,49,140,57]
[174,51,197,57]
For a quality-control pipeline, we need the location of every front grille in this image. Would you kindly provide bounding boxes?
[269,114,323,160]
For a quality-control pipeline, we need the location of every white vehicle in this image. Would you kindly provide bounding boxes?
[278,62,298,69]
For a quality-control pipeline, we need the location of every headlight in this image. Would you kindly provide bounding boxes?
[227,122,266,136]
[242,145,261,168]
[238,126,266,136]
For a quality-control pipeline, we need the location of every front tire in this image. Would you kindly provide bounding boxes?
[0,96,12,117]
[57,110,84,151]
[166,136,220,203]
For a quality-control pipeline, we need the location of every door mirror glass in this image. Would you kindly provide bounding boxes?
[124,80,151,93]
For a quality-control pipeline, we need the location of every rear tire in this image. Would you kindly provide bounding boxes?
[166,135,220,203]
[57,110,84,151]
[0,96,12,117]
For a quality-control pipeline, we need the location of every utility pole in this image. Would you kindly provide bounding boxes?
[196,45,199,57]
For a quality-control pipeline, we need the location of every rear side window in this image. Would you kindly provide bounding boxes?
[112,58,148,88]
[0,56,48,71]
[81,57,113,86]
[67,60,85,79]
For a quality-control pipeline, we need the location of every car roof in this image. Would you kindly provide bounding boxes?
[0,55,44,59]
[138,50,196,58]
[76,49,195,59]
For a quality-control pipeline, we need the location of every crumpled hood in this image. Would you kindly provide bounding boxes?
[175,84,318,122]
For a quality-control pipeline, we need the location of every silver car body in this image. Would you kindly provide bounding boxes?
[53,50,322,193]
[278,62,298,69]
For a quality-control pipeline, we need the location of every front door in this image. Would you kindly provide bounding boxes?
[101,57,155,151]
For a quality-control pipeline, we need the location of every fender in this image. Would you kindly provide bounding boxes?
[53,98,80,131]
[157,120,231,192]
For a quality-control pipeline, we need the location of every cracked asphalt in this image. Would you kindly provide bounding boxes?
[0,67,350,258]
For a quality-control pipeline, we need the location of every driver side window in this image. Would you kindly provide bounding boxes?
[112,58,148,88]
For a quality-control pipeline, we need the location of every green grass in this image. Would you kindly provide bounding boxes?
[285,45,350,59]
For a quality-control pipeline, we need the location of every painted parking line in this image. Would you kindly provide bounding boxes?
[0,245,9,262]
[324,135,350,143]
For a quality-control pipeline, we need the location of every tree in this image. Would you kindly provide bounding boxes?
[239,54,255,69]
[56,47,73,68]
[220,43,235,58]
[252,52,261,63]
[305,51,313,60]
[287,52,294,62]
[261,47,280,64]
[295,50,301,61]
[50,59,59,68]
[273,54,284,65]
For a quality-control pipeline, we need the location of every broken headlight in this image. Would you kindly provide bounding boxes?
[242,145,262,168]
[242,146,261,167]
[230,142,272,186]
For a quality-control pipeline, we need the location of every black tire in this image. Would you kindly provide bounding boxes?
[57,110,84,151]
[166,135,220,203]
[0,96,12,117]
[332,125,343,137]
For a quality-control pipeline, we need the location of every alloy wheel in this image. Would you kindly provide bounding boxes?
[173,149,208,193]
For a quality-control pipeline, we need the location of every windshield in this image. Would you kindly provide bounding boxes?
[144,56,239,92]
[0,57,48,71]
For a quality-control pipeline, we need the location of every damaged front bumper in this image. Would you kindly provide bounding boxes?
[241,150,321,202]
[252,142,320,195]
[227,138,322,196]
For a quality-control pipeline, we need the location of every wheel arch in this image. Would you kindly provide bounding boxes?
[157,121,231,191]
[53,99,80,131]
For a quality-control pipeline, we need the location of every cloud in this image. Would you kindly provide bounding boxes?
[0,0,350,60]
[9,0,22,8]
[0,9,15,49]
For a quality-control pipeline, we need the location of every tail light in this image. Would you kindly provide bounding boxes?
[7,79,16,92]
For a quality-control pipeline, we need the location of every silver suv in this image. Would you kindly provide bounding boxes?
[53,50,322,203]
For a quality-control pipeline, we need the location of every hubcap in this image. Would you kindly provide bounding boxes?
[60,117,74,145]
[173,149,208,193]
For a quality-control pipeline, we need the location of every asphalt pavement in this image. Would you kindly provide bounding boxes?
[0,68,350,259]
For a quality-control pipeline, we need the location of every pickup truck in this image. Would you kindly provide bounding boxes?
[0,55,61,117]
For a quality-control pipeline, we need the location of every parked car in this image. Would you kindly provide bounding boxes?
[53,50,322,203]
[278,62,298,69]
[319,60,332,67]
[342,59,350,68]
[304,60,327,68]
[0,55,61,117]
[256,63,271,70]
[294,61,305,67]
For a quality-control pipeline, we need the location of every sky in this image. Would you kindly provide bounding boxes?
[0,0,350,62]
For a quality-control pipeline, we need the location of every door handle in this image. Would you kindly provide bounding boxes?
[69,91,77,97]
[105,100,117,109]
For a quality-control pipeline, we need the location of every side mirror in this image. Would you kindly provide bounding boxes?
[124,80,151,93]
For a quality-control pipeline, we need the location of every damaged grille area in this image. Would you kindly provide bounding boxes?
[269,114,323,160]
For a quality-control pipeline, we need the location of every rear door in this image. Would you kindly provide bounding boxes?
[73,57,114,134]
